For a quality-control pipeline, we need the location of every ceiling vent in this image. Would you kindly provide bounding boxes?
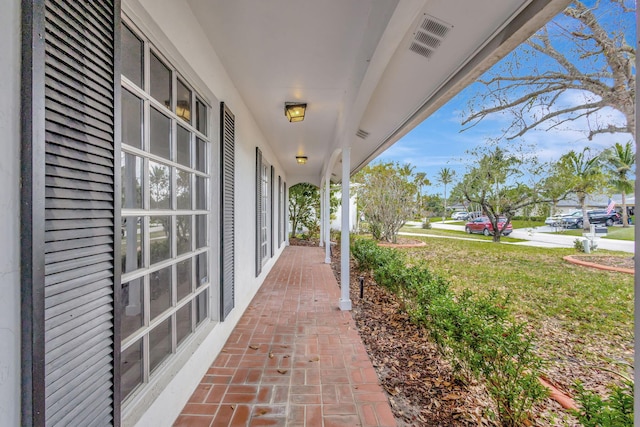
[356,129,369,139]
[409,15,452,60]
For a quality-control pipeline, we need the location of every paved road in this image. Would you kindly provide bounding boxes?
[401,221,635,254]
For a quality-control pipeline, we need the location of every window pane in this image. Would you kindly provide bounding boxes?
[176,79,191,123]
[196,252,208,288]
[150,108,171,160]
[122,90,143,149]
[176,302,192,347]
[196,214,207,249]
[121,153,143,209]
[121,339,143,401]
[177,170,191,210]
[150,52,171,109]
[195,176,206,210]
[196,99,207,135]
[177,126,191,168]
[122,25,143,88]
[150,216,171,264]
[177,215,192,256]
[149,318,172,373]
[196,289,208,325]
[176,258,192,301]
[121,278,144,339]
[150,266,172,320]
[149,161,171,209]
[121,216,143,273]
[196,138,207,173]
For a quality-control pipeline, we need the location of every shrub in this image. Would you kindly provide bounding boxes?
[571,380,634,427]
[350,238,548,426]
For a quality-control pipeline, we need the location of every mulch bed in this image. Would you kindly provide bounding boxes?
[289,239,631,426]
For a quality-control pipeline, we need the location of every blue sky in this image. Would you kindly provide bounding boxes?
[375,0,635,196]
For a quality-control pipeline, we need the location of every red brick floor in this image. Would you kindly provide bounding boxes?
[174,245,396,427]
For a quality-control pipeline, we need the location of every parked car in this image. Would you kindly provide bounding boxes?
[587,210,621,226]
[560,211,586,229]
[467,211,483,219]
[451,211,469,220]
[465,216,513,236]
[545,210,580,227]
[561,210,621,228]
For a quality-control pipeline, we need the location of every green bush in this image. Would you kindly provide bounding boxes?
[571,380,634,427]
[350,237,548,427]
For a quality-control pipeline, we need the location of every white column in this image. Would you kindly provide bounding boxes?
[319,183,324,247]
[339,148,352,310]
[325,174,331,264]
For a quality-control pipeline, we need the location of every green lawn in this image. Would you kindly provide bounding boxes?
[541,225,635,241]
[399,237,633,360]
[399,225,525,242]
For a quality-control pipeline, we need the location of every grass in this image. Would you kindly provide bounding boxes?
[399,238,633,356]
[539,225,635,241]
[399,225,525,242]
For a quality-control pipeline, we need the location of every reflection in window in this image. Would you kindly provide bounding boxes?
[121,278,143,339]
[196,99,207,135]
[176,302,192,347]
[176,258,192,301]
[149,318,171,373]
[177,170,191,210]
[195,176,206,211]
[176,79,191,123]
[149,161,171,209]
[177,215,192,256]
[121,153,143,209]
[196,252,208,287]
[150,266,172,320]
[196,138,207,173]
[177,126,191,168]
[121,339,143,401]
[122,90,143,149]
[150,52,171,109]
[196,290,208,325]
[150,108,171,160]
[150,216,171,265]
[122,216,143,273]
[122,24,143,88]
[196,214,206,249]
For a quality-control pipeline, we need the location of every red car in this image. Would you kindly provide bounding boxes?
[465,216,512,236]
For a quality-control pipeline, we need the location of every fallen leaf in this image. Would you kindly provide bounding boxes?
[249,345,259,350]
[277,369,288,374]
[269,352,274,358]
[308,357,319,362]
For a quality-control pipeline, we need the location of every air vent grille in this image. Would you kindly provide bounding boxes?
[356,129,369,139]
[409,15,452,60]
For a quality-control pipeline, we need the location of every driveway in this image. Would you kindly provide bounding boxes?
[402,221,635,254]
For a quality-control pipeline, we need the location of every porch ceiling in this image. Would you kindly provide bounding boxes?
[187,0,570,186]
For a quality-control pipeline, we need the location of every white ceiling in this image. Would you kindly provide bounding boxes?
[187,0,570,185]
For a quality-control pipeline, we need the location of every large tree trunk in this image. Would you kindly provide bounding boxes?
[621,192,629,227]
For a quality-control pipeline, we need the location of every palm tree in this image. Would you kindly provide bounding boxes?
[557,148,605,231]
[438,168,455,222]
[414,172,430,216]
[603,141,635,227]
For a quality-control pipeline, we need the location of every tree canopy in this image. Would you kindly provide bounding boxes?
[463,0,635,142]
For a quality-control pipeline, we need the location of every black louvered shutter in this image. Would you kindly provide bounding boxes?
[220,103,235,320]
[270,165,275,257]
[22,1,121,426]
[255,147,263,277]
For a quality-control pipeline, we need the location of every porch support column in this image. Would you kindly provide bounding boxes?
[319,183,324,247]
[324,174,331,264]
[339,148,352,310]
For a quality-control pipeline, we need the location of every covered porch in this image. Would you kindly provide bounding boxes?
[174,245,395,427]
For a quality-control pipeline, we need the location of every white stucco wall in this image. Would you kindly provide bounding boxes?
[0,2,22,425]
[125,0,287,425]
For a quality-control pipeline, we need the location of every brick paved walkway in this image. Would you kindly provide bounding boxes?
[174,245,396,427]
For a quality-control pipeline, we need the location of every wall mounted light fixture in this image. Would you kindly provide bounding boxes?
[296,156,308,165]
[285,102,307,122]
